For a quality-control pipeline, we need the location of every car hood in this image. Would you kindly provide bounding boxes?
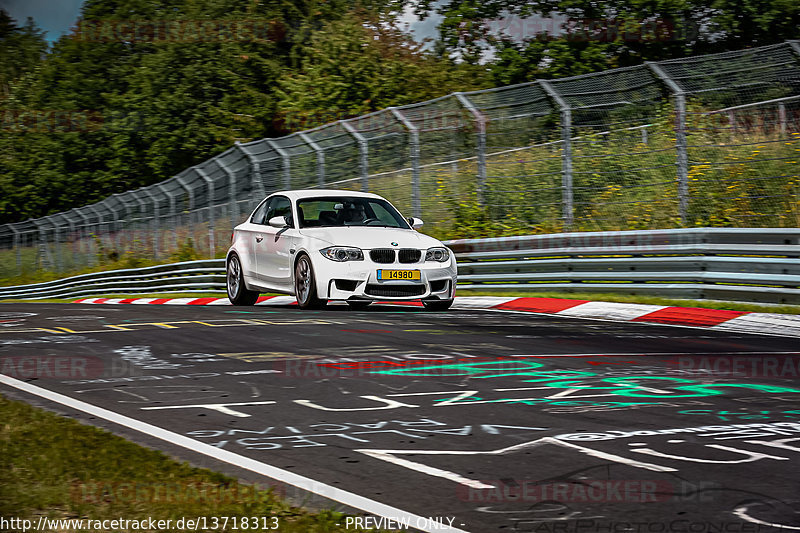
[299,227,445,250]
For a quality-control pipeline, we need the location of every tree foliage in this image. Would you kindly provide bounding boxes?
[416,0,800,83]
[0,0,485,224]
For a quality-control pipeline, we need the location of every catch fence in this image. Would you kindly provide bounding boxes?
[1,40,799,278]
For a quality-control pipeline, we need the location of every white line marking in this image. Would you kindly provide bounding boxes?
[0,373,469,533]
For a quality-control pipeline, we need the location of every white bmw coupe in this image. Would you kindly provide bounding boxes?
[226,190,457,310]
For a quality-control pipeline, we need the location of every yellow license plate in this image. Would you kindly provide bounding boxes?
[377,269,421,280]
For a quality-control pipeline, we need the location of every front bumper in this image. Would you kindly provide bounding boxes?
[316,255,457,301]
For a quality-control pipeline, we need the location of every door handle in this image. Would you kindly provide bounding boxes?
[255,236,263,243]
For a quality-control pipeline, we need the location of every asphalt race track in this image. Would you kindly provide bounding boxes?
[2,302,800,532]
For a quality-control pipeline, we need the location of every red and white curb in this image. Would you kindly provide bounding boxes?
[73,295,800,338]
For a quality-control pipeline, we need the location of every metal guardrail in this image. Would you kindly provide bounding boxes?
[1,228,798,304]
[0,260,225,300]
[447,228,800,305]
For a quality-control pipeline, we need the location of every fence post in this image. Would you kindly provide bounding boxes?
[175,176,195,253]
[790,40,800,57]
[778,103,787,136]
[298,132,326,187]
[130,190,150,258]
[647,62,689,225]
[194,167,216,258]
[138,189,159,260]
[111,193,128,257]
[235,142,265,199]
[454,92,487,205]
[9,225,21,275]
[86,206,105,266]
[390,107,422,218]
[75,208,96,267]
[217,159,239,229]
[156,184,176,252]
[539,81,573,230]
[266,140,291,190]
[341,120,369,192]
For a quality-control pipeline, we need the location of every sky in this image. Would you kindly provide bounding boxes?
[0,0,444,44]
[0,0,86,42]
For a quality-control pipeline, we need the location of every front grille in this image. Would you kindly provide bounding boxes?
[365,284,426,297]
[370,249,395,263]
[398,249,421,263]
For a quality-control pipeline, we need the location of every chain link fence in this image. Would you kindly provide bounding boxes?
[1,40,799,279]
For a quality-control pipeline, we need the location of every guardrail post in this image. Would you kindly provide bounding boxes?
[390,107,422,218]
[194,167,216,258]
[539,81,573,230]
[266,140,291,190]
[454,92,487,206]
[340,120,369,192]
[298,132,326,187]
[648,62,689,225]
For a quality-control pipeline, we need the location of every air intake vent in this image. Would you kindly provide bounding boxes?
[365,284,426,297]
[370,249,395,263]
[398,249,421,263]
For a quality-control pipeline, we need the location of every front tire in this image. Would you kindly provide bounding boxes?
[294,254,326,309]
[422,299,453,311]
[227,254,259,306]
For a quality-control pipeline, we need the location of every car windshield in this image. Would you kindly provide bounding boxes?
[297,197,410,229]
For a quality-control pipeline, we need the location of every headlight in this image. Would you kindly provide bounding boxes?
[320,246,364,262]
[425,247,450,262]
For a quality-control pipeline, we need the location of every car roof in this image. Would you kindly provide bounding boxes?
[267,189,384,201]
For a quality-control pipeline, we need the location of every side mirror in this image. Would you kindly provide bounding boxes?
[268,215,289,228]
[407,217,424,229]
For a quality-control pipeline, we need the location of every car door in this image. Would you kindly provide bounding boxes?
[237,198,270,285]
[254,195,297,289]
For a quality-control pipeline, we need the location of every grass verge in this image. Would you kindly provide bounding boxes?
[0,393,380,532]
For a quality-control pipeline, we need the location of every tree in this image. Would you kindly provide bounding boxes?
[414,0,800,81]
[276,11,489,130]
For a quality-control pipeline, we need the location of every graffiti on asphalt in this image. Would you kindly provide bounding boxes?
[186,419,548,450]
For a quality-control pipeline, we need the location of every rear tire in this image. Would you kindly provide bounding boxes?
[294,254,327,309]
[227,254,259,306]
[422,299,453,311]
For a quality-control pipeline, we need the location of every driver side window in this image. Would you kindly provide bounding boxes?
[265,196,293,228]
[250,199,270,225]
